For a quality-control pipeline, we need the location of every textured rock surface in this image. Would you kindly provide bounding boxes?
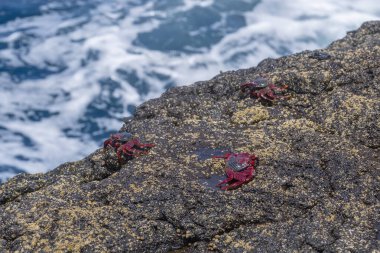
[1,21,379,252]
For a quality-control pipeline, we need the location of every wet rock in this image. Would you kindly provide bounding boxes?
[0,21,379,252]
[308,51,332,60]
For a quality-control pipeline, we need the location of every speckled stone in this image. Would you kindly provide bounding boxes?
[0,21,379,253]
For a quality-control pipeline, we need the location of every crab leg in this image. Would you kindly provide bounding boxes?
[131,139,155,148]
[268,84,290,100]
[270,94,290,100]
[221,175,254,190]
[269,84,288,91]
[240,82,255,92]
[217,169,237,188]
[221,166,255,190]
[261,93,274,101]
[216,176,234,188]
[262,93,289,101]
[117,148,133,161]
[221,181,245,190]
[133,149,151,156]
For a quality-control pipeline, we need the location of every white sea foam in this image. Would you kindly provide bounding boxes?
[0,0,379,180]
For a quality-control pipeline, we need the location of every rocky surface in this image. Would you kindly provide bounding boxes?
[1,21,379,252]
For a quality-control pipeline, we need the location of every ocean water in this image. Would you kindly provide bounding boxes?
[0,0,379,183]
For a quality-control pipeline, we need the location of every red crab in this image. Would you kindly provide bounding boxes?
[103,132,154,163]
[213,152,257,190]
[241,77,289,101]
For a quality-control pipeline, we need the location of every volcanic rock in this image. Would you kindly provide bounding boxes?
[0,21,379,252]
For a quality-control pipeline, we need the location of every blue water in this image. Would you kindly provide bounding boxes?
[0,0,379,183]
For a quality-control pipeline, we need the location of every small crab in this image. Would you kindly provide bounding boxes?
[103,131,154,163]
[241,77,289,101]
[213,152,257,190]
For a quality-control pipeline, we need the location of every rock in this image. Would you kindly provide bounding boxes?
[0,21,379,252]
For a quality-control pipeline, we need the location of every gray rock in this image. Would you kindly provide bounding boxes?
[0,21,379,252]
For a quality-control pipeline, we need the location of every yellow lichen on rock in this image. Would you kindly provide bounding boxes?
[183,115,201,125]
[242,129,270,145]
[341,93,376,114]
[255,142,291,161]
[233,239,253,251]
[322,93,377,125]
[231,106,269,125]
[280,118,322,133]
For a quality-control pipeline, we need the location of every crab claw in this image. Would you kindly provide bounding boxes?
[103,139,111,148]
[279,85,289,92]
[240,82,251,90]
[240,82,258,92]
[220,181,246,190]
